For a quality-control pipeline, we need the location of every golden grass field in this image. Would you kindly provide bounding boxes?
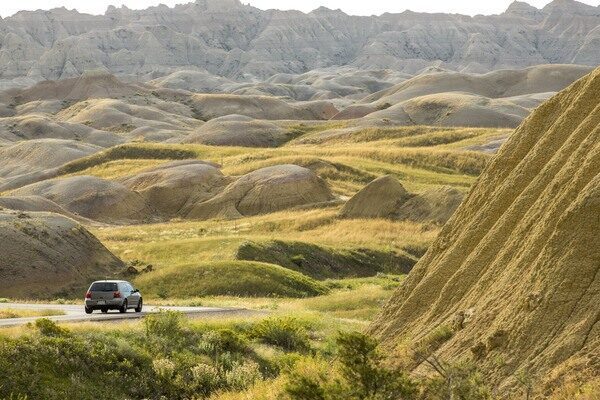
[70,124,508,302]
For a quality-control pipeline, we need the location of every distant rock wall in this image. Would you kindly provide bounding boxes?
[0,0,599,86]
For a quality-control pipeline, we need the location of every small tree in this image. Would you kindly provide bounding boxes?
[285,332,417,400]
[420,356,492,400]
[335,331,417,400]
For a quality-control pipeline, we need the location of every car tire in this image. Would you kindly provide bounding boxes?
[135,298,143,313]
[120,300,128,313]
[85,306,93,314]
[101,308,108,313]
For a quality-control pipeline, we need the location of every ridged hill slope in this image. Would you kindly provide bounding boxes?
[371,67,600,393]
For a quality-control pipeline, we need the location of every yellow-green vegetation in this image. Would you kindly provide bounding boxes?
[62,159,172,179]
[235,240,416,278]
[94,209,435,258]
[135,261,329,299]
[14,124,503,310]
[55,124,507,195]
[0,308,65,319]
[288,125,504,146]
[290,277,403,321]
[0,311,364,400]
[153,275,404,323]
[92,209,435,300]
[0,309,582,400]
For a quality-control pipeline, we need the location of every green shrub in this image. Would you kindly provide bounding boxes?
[144,310,185,339]
[0,394,29,400]
[223,360,262,391]
[420,360,492,400]
[335,331,417,399]
[284,357,331,400]
[251,317,311,352]
[33,319,69,337]
[0,334,155,400]
[285,332,417,400]
[152,358,176,380]
[143,310,189,354]
[286,373,327,400]
[189,363,220,394]
[202,329,249,355]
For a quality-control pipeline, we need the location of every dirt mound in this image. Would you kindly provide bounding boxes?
[340,176,463,224]
[150,69,233,93]
[11,176,153,224]
[135,260,328,299]
[185,165,334,219]
[339,175,412,219]
[0,195,85,221]
[12,70,147,103]
[346,65,592,126]
[371,68,600,393]
[366,92,529,128]
[331,104,378,120]
[0,139,102,179]
[0,114,120,146]
[56,98,200,140]
[365,65,593,104]
[119,160,230,217]
[0,211,124,298]
[395,186,464,224]
[188,94,337,120]
[181,115,291,147]
[0,139,107,192]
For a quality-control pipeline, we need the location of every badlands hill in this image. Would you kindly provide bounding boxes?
[334,64,594,126]
[0,65,591,150]
[7,161,335,224]
[340,175,464,224]
[0,0,599,87]
[0,211,124,298]
[371,67,600,392]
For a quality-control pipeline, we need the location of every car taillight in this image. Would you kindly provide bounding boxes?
[85,291,92,299]
[113,291,121,298]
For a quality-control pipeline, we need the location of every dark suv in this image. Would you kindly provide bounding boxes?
[84,280,143,314]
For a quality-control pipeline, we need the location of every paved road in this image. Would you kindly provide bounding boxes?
[0,302,257,328]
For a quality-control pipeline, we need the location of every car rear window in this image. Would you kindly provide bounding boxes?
[90,282,118,292]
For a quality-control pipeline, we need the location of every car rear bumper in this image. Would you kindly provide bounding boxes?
[85,299,124,309]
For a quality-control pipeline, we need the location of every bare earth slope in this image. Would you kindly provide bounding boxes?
[11,176,154,224]
[336,65,593,126]
[185,165,334,219]
[0,211,124,298]
[371,67,600,393]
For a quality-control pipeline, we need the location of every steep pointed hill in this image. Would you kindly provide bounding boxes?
[370,67,600,393]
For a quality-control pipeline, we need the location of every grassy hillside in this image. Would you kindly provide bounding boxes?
[135,260,329,298]
[1,123,506,302]
[71,124,507,300]
[92,208,436,299]
[56,124,507,195]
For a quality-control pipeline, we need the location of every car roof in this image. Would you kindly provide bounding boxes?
[91,280,129,284]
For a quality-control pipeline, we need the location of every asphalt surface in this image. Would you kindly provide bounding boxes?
[0,302,257,327]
